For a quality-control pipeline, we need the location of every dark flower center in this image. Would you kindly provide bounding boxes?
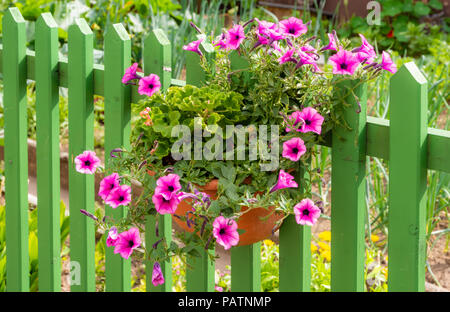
[289,28,296,34]
[340,63,348,70]
[219,228,226,235]
[305,119,311,125]
[128,240,134,248]
[149,83,154,89]
[168,186,174,192]
[292,147,299,154]
[302,209,310,216]
[84,160,91,166]
[118,195,124,202]
[235,35,240,40]
[110,183,115,190]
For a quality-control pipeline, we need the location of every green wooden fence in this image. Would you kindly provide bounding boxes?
[0,8,449,292]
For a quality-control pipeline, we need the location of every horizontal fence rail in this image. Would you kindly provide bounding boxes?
[0,8,449,293]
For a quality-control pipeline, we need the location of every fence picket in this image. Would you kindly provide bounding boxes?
[331,80,367,292]
[388,62,428,292]
[184,40,215,292]
[68,18,96,292]
[279,162,311,292]
[104,23,132,292]
[143,29,173,292]
[2,7,29,292]
[35,12,61,292]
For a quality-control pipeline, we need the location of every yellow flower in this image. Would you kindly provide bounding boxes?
[318,231,331,242]
[318,241,330,251]
[382,267,388,279]
[311,243,318,253]
[263,239,274,247]
[370,234,380,242]
[320,250,331,262]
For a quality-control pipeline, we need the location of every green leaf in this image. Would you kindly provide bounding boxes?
[382,1,403,17]
[429,0,443,10]
[414,2,431,16]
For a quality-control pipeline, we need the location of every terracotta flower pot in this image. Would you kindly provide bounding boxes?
[173,179,284,246]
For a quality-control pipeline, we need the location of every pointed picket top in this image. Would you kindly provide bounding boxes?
[144,28,171,91]
[4,6,25,24]
[391,61,427,86]
[37,12,58,29]
[69,18,93,36]
[106,22,130,42]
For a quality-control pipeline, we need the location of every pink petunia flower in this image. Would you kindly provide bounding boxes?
[285,111,304,133]
[138,74,161,97]
[295,50,320,72]
[279,17,308,37]
[213,33,228,50]
[152,262,165,286]
[282,137,307,162]
[380,51,397,74]
[297,107,324,135]
[300,44,317,53]
[106,226,119,247]
[75,150,101,175]
[354,34,377,64]
[270,169,298,193]
[278,49,297,65]
[154,174,182,200]
[152,192,180,215]
[256,19,276,37]
[215,286,224,292]
[121,62,142,85]
[105,184,132,209]
[98,173,121,201]
[321,33,338,51]
[294,199,321,226]
[267,27,286,41]
[225,24,246,50]
[213,216,239,250]
[183,38,204,57]
[329,49,360,75]
[113,227,141,259]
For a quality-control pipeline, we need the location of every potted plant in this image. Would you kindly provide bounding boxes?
[75,17,397,286]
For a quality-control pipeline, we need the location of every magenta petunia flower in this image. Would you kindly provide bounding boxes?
[294,198,321,226]
[98,173,121,201]
[285,111,304,133]
[321,33,338,51]
[329,49,360,75]
[152,262,165,286]
[297,107,324,135]
[122,62,141,85]
[380,51,397,74]
[270,169,298,193]
[279,17,308,37]
[225,24,245,50]
[155,174,182,200]
[282,137,307,162]
[295,50,320,72]
[354,34,376,64]
[105,184,132,209]
[183,38,204,57]
[74,150,101,175]
[152,192,180,215]
[138,74,161,97]
[256,19,276,37]
[213,216,239,250]
[113,227,141,259]
[267,27,286,41]
[278,49,297,65]
[300,44,317,53]
[106,226,119,247]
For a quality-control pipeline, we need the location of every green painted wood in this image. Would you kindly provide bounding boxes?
[388,62,428,292]
[143,29,173,292]
[279,161,311,292]
[68,18,96,292]
[331,80,367,292]
[35,12,61,292]
[231,243,261,291]
[229,50,262,292]
[104,23,132,292]
[184,37,215,292]
[2,7,29,292]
